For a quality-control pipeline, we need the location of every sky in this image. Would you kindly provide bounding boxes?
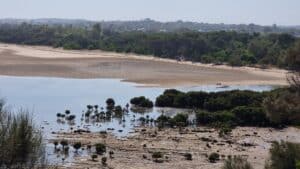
[0,0,299,26]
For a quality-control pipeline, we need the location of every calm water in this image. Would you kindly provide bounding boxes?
[0,75,275,137]
[0,75,275,164]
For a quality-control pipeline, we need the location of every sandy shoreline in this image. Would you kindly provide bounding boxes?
[0,43,288,87]
[52,126,300,169]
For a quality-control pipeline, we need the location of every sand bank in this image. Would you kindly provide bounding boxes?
[0,43,288,87]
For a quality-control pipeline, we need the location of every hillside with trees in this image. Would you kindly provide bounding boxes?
[0,23,298,68]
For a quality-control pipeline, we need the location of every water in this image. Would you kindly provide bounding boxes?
[0,75,275,137]
[0,75,275,164]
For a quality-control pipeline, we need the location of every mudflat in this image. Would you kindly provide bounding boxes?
[0,43,288,87]
[53,127,300,169]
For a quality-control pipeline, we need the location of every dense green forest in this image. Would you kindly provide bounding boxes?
[0,23,298,67]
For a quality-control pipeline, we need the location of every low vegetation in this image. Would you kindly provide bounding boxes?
[265,141,300,169]
[208,152,220,163]
[95,143,106,155]
[156,113,188,128]
[130,96,154,108]
[222,156,253,169]
[0,101,45,168]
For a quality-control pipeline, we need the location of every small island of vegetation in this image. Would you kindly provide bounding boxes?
[130,96,154,108]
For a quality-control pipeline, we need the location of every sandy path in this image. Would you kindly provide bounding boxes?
[0,43,288,87]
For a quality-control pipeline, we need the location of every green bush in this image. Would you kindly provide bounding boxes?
[156,89,265,111]
[209,152,220,163]
[0,101,45,168]
[130,96,153,108]
[114,105,123,116]
[183,153,192,160]
[263,88,300,126]
[91,154,98,161]
[231,106,268,126]
[222,156,253,169]
[196,111,235,125]
[169,113,189,127]
[265,141,300,169]
[106,98,115,108]
[73,142,82,152]
[152,152,163,159]
[95,143,106,155]
[156,113,188,127]
[101,157,107,165]
[296,161,300,169]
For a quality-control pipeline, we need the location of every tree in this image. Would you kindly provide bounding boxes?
[286,41,300,89]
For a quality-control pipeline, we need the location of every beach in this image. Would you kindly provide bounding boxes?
[0,43,288,87]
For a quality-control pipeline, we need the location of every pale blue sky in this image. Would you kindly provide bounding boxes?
[0,0,299,25]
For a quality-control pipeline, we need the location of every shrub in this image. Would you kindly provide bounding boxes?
[222,156,253,169]
[114,105,123,116]
[65,110,71,115]
[231,106,268,126]
[185,91,209,108]
[265,141,300,169]
[155,89,265,111]
[66,114,76,121]
[106,98,115,108]
[60,140,68,148]
[156,115,171,124]
[196,111,235,125]
[169,113,189,127]
[218,124,233,137]
[0,102,45,168]
[209,153,220,163]
[204,97,231,112]
[130,96,154,108]
[152,152,163,159]
[73,142,82,152]
[91,154,98,161]
[263,88,300,126]
[296,161,300,169]
[183,153,192,160]
[155,94,175,107]
[95,143,106,155]
[101,157,107,166]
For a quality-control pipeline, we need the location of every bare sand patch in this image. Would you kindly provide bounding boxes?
[0,43,288,87]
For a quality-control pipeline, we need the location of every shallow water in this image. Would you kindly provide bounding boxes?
[0,75,275,137]
[0,75,276,164]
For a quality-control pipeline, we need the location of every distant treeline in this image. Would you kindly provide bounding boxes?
[0,23,299,67]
